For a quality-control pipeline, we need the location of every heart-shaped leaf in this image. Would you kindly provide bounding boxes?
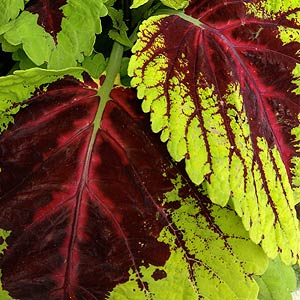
[0,68,267,300]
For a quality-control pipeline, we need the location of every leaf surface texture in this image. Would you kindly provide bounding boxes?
[0,70,267,300]
[128,0,300,263]
[0,0,107,68]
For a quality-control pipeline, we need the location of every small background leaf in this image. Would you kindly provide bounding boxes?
[12,48,42,70]
[160,0,190,10]
[0,0,108,68]
[130,0,151,9]
[81,52,107,79]
[0,0,24,26]
[255,257,297,300]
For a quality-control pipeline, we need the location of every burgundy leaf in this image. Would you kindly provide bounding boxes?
[185,0,300,177]
[0,75,173,299]
[0,69,269,299]
[128,1,300,262]
[25,0,66,43]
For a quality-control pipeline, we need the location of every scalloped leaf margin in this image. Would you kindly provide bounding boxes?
[0,68,268,300]
[128,7,300,264]
[0,0,108,68]
[109,175,268,300]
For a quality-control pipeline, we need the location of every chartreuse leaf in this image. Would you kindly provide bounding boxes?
[255,257,297,300]
[0,11,54,66]
[160,0,190,10]
[128,8,300,264]
[0,230,12,300]
[0,67,84,133]
[131,0,189,9]
[131,0,151,9]
[0,0,107,68]
[12,48,42,70]
[81,52,107,79]
[109,175,268,300]
[0,0,24,26]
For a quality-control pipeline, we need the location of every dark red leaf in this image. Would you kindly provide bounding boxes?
[185,0,300,178]
[0,75,174,299]
[0,68,270,299]
[128,1,300,263]
[25,0,66,43]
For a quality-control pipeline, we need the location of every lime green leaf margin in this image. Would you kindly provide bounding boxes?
[0,229,13,300]
[0,0,24,27]
[245,0,300,20]
[160,0,190,10]
[128,13,300,264]
[131,0,190,9]
[131,0,151,9]
[109,175,268,300]
[0,68,86,133]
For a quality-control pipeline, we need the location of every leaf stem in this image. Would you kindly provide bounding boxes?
[82,41,124,176]
[64,42,124,292]
[95,41,124,128]
[154,8,204,28]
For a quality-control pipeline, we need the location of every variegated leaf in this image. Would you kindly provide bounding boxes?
[128,0,300,264]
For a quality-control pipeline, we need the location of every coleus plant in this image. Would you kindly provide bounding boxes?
[0,0,299,299]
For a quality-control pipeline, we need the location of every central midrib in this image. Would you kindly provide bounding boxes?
[63,42,124,296]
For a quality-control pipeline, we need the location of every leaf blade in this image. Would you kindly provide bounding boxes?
[0,69,267,300]
[128,3,300,263]
[0,0,108,68]
[255,257,297,300]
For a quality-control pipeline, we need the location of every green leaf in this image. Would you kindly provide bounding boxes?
[0,35,19,53]
[131,0,189,10]
[120,57,131,86]
[0,0,108,68]
[0,0,24,26]
[255,257,297,300]
[81,52,106,79]
[160,0,190,10]
[131,0,152,9]
[107,7,134,47]
[12,48,40,70]
[109,175,268,299]
[0,11,54,66]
